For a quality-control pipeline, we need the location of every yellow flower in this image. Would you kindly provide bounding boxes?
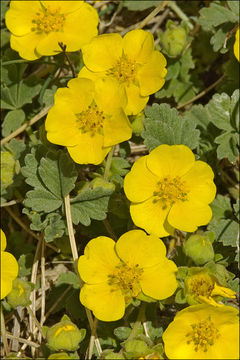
[185,270,236,306]
[162,304,239,359]
[124,144,216,237]
[78,230,177,321]
[45,77,132,165]
[78,29,167,115]
[234,27,239,62]
[5,0,98,60]
[1,229,19,300]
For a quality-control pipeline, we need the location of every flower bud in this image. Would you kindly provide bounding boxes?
[91,177,115,191]
[161,25,187,57]
[46,316,86,352]
[48,353,71,359]
[183,234,214,265]
[7,278,33,308]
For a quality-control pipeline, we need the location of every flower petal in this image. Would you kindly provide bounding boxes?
[41,0,84,14]
[137,51,167,96]
[116,229,167,268]
[140,259,177,299]
[1,252,19,299]
[124,83,149,115]
[94,78,127,112]
[67,134,110,165]
[59,3,98,52]
[103,110,132,147]
[168,201,213,232]
[80,283,125,321]
[182,160,216,204]
[36,32,62,56]
[130,198,174,237]
[78,236,121,284]
[78,66,104,81]
[83,33,123,72]
[147,144,195,178]
[1,230,6,251]
[123,29,154,64]
[124,156,159,203]
[10,33,42,61]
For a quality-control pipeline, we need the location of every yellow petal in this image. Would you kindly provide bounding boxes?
[45,105,81,147]
[146,144,195,178]
[129,198,174,237]
[123,29,154,64]
[211,283,236,299]
[234,28,239,62]
[167,201,212,232]
[1,230,6,251]
[218,323,240,359]
[78,236,121,284]
[198,295,222,307]
[124,83,149,115]
[116,230,167,268]
[78,66,104,81]
[94,78,127,112]
[67,134,110,165]
[59,3,98,52]
[10,33,42,61]
[80,283,125,321]
[124,156,159,203]
[182,160,216,204]
[140,259,177,300]
[1,251,19,300]
[83,33,123,72]
[137,51,167,96]
[103,109,132,147]
[36,32,62,56]
[5,1,40,36]
[41,0,84,14]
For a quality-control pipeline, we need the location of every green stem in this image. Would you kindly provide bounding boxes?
[168,1,194,30]
[128,302,146,340]
[104,147,114,181]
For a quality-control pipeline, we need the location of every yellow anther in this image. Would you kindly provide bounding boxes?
[153,176,188,207]
[107,56,137,84]
[76,104,105,136]
[186,317,220,352]
[32,6,65,34]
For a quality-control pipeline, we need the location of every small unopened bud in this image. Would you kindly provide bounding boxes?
[7,278,33,308]
[183,234,214,265]
[161,25,187,57]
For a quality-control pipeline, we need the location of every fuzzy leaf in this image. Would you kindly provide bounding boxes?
[70,187,113,226]
[199,2,238,31]
[123,0,159,11]
[142,103,200,151]
[24,189,62,213]
[2,109,25,137]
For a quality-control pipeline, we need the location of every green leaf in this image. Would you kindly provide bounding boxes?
[0,151,15,188]
[2,109,25,137]
[18,254,34,277]
[70,187,113,226]
[227,1,239,18]
[123,0,159,11]
[56,272,80,289]
[215,131,239,163]
[199,2,238,31]
[210,195,232,220]
[38,151,77,199]
[210,24,232,53]
[24,189,62,213]
[142,103,200,151]
[114,327,131,340]
[4,139,26,160]
[44,213,65,243]
[208,218,238,247]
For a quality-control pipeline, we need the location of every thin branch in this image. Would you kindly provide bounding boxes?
[177,75,225,110]
[103,218,117,241]
[168,1,194,30]
[6,333,40,348]
[1,105,51,146]
[136,1,169,29]
[58,42,76,78]
[1,199,22,207]
[1,306,9,356]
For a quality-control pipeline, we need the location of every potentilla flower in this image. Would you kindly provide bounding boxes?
[234,27,239,62]
[78,230,177,321]
[124,144,216,237]
[1,229,19,300]
[162,304,239,359]
[78,29,167,115]
[5,1,98,60]
[184,269,236,306]
[45,77,132,165]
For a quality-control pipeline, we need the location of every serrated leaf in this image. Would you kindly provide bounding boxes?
[24,189,62,213]
[38,151,77,199]
[2,109,25,137]
[70,187,113,226]
[208,218,239,247]
[227,1,239,18]
[215,131,239,163]
[210,194,232,220]
[44,213,65,243]
[4,139,26,160]
[199,3,237,31]
[22,151,43,189]
[142,103,200,151]
[56,272,80,289]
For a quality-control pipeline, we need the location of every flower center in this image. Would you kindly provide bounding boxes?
[32,5,66,34]
[76,104,105,136]
[153,176,188,208]
[108,262,143,300]
[188,274,214,298]
[107,56,137,84]
[186,317,220,352]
